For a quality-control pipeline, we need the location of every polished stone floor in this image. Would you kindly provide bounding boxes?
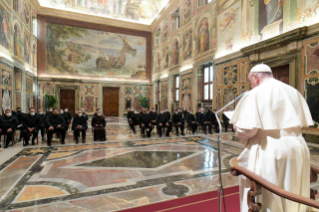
[0,117,318,211]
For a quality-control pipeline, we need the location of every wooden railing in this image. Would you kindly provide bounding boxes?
[230,165,319,211]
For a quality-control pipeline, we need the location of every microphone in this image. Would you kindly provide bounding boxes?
[214,90,248,212]
[216,91,248,114]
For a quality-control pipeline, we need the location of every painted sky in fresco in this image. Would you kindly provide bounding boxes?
[38,0,169,25]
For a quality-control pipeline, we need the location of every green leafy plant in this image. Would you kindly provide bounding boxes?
[44,94,57,109]
[138,94,150,109]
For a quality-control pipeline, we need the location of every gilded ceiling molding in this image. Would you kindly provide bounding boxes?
[37,7,152,32]
[150,0,180,31]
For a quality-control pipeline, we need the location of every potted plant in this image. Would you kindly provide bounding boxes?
[44,94,57,111]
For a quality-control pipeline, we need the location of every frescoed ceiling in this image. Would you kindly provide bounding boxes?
[38,0,170,25]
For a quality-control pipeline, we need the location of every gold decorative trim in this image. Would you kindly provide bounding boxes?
[37,7,152,32]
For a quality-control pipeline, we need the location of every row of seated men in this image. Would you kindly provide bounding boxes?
[126,107,232,138]
[0,107,106,148]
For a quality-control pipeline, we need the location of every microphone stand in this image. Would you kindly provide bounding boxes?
[214,91,247,212]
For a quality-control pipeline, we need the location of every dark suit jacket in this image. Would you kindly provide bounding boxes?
[23,114,41,130]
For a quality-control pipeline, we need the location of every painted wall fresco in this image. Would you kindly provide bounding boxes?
[197,17,209,55]
[152,0,214,74]
[80,84,99,113]
[46,23,147,79]
[214,58,250,110]
[15,70,22,108]
[160,81,168,109]
[124,85,152,111]
[0,62,13,115]
[38,0,167,25]
[182,29,192,61]
[301,36,319,129]
[216,0,241,57]
[26,75,33,109]
[180,73,192,110]
[0,3,11,51]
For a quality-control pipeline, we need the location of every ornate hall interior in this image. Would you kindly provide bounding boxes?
[1,0,319,211]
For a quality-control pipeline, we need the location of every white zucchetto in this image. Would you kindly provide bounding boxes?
[250,64,272,73]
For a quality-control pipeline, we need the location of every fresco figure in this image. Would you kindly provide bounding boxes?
[198,18,209,54]
[24,35,30,64]
[162,21,168,40]
[265,0,284,25]
[156,53,160,73]
[32,44,37,68]
[1,11,10,49]
[172,40,179,65]
[2,89,11,115]
[183,30,192,60]
[183,0,191,21]
[24,2,30,25]
[14,25,22,59]
[182,93,191,110]
[163,47,169,70]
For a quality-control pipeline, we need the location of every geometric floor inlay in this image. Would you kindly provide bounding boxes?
[0,134,244,212]
[78,151,195,168]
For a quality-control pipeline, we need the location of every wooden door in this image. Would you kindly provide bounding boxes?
[272,65,289,85]
[103,87,119,116]
[60,90,75,117]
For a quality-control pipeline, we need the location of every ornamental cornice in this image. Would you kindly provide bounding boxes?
[37,7,152,32]
[150,0,180,31]
[30,0,41,12]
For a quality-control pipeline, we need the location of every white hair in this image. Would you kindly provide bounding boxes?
[253,72,273,79]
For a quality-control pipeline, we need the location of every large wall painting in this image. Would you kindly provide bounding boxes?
[0,4,11,50]
[45,23,147,79]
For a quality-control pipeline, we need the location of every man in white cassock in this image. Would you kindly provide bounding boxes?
[230,64,314,212]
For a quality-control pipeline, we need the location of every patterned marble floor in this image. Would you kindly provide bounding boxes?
[0,135,240,212]
[1,117,319,211]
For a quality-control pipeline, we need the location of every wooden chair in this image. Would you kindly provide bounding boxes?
[23,132,39,146]
[2,132,15,146]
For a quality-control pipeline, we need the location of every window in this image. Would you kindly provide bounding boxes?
[174,75,180,102]
[171,8,180,31]
[13,0,20,12]
[203,64,213,101]
[32,17,37,37]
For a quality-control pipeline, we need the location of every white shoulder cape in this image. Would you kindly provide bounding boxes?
[230,78,313,130]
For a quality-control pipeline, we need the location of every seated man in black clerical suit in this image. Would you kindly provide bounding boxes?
[138,108,153,138]
[22,107,41,146]
[72,109,88,144]
[127,108,139,134]
[172,109,185,136]
[157,109,171,137]
[150,108,158,127]
[38,109,47,141]
[0,109,18,148]
[198,108,212,134]
[210,109,219,133]
[91,109,106,141]
[46,109,66,146]
[64,108,72,131]
[187,109,198,134]
[12,107,25,142]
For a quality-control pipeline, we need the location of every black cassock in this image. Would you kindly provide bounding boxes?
[91,116,106,140]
